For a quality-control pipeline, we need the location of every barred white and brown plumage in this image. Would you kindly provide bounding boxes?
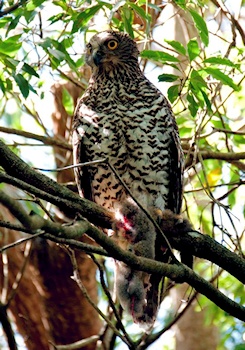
[72,30,184,325]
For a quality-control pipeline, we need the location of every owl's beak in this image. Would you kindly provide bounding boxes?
[93,49,103,66]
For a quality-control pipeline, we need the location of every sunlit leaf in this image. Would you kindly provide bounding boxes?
[26,0,46,11]
[121,4,134,38]
[207,168,221,187]
[165,39,186,55]
[48,48,66,61]
[167,84,179,103]
[62,88,74,115]
[0,35,22,57]
[187,38,200,61]
[141,50,179,63]
[204,67,241,91]
[204,57,240,70]
[173,0,186,9]
[72,4,103,33]
[190,69,207,89]
[189,9,209,46]
[129,2,151,21]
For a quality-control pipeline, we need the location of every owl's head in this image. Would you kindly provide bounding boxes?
[85,31,139,70]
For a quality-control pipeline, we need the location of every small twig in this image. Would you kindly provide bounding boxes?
[67,249,132,347]
[7,240,32,305]
[89,255,133,346]
[0,230,45,254]
[211,0,245,45]
[0,126,71,151]
[53,335,100,350]
[34,159,107,172]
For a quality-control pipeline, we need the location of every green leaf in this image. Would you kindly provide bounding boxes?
[141,50,179,63]
[48,13,65,24]
[62,88,74,115]
[22,63,39,78]
[26,0,46,11]
[234,344,245,350]
[14,74,29,98]
[204,67,241,91]
[203,57,240,70]
[173,0,186,9]
[121,4,134,38]
[167,85,179,103]
[0,17,10,29]
[187,92,198,117]
[3,58,39,78]
[200,89,212,111]
[72,4,102,33]
[190,69,207,89]
[165,40,186,55]
[48,48,66,61]
[0,79,5,94]
[3,57,18,70]
[158,73,179,82]
[6,14,22,35]
[0,35,22,58]
[129,2,151,21]
[187,38,200,62]
[189,9,209,46]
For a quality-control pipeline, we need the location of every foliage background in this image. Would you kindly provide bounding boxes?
[0,0,245,349]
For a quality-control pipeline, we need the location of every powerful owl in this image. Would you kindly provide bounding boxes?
[72,30,184,325]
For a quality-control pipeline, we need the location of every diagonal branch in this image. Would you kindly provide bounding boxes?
[1,207,244,322]
[0,0,27,17]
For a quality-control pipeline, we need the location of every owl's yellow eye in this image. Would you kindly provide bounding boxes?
[106,39,118,50]
[87,44,92,55]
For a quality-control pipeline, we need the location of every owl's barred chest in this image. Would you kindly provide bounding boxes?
[76,84,174,210]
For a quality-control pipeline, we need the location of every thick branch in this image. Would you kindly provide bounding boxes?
[1,140,245,321]
[0,209,245,321]
[0,140,112,227]
[169,230,245,285]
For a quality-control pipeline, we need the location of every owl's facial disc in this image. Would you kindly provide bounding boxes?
[85,31,139,70]
[86,34,120,68]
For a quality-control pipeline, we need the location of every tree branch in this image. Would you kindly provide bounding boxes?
[0,126,72,151]
[2,211,244,322]
[211,0,245,45]
[0,140,112,227]
[0,304,17,350]
[1,140,245,321]
[0,0,27,18]
[184,147,245,168]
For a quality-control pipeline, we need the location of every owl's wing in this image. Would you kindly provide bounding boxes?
[167,125,184,214]
[138,119,184,325]
[72,103,95,202]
